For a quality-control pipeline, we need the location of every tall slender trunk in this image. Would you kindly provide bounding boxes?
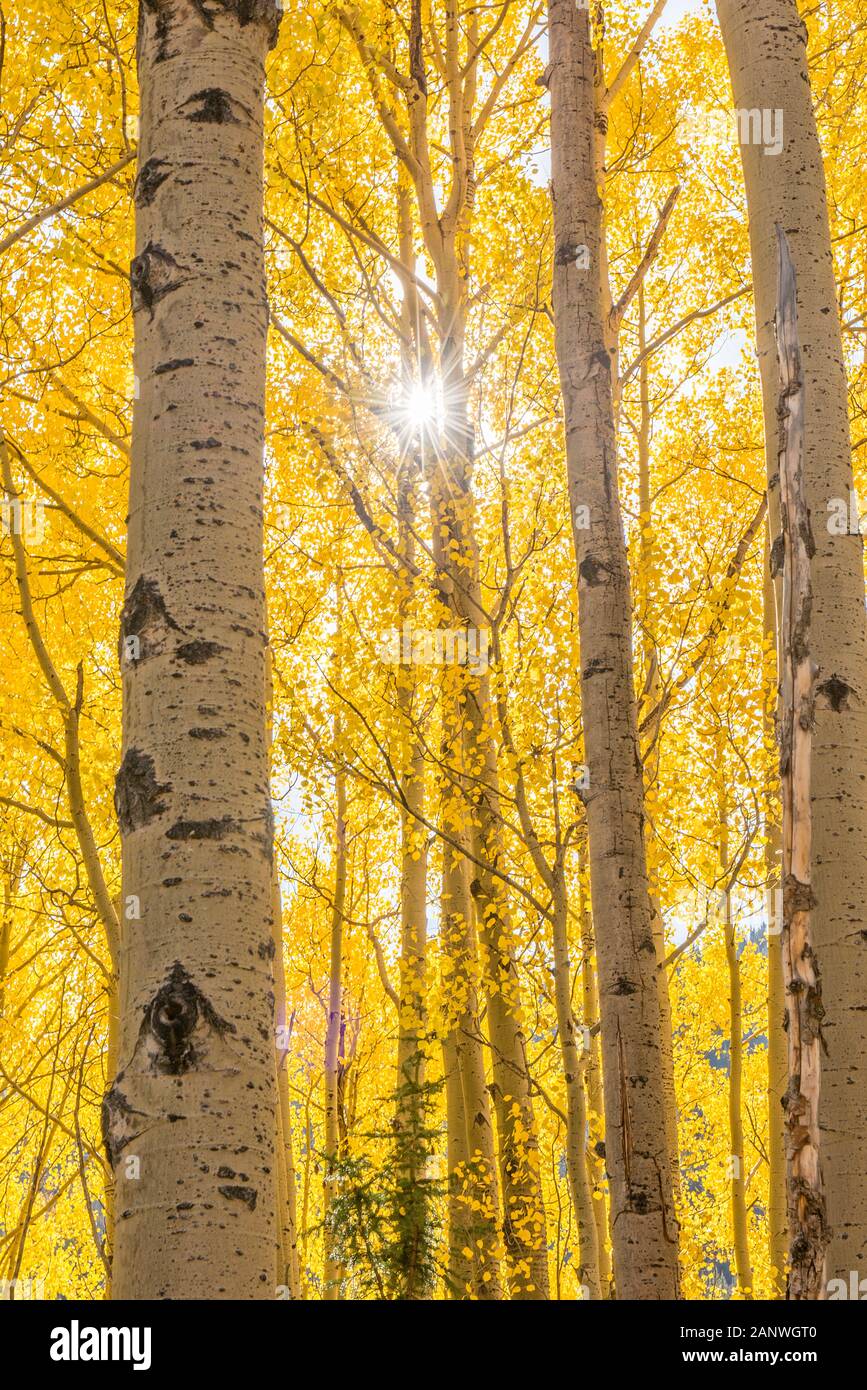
[764,527,788,1296]
[427,338,549,1297]
[392,494,431,1298]
[579,872,613,1298]
[396,0,550,1294]
[442,1019,473,1296]
[391,179,433,1300]
[637,287,680,1199]
[776,228,828,1299]
[551,870,601,1298]
[323,714,347,1300]
[265,636,301,1300]
[717,0,867,1283]
[108,0,280,1299]
[439,783,501,1299]
[719,785,753,1297]
[546,0,679,1298]
[393,673,430,1300]
[273,863,301,1299]
[0,850,22,1022]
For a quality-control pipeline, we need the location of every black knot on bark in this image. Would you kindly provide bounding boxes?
[149,965,199,1070]
[115,748,172,834]
[176,638,226,665]
[129,242,184,316]
[555,238,588,266]
[166,816,238,841]
[218,1184,258,1210]
[186,87,238,124]
[120,575,180,663]
[816,675,854,712]
[583,656,614,680]
[134,158,170,207]
[140,962,236,1075]
[612,975,638,996]
[578,555,611,587]
[233,0,284,47]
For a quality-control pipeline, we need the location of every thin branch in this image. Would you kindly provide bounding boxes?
[604,0,669,110]
[0,151,135,257]
[610,185,680,332]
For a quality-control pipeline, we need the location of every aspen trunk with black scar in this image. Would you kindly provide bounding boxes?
[717,0,867,1283]
[546,0,679,1298]
[107,0,281,1300]
[775,227,829,1300]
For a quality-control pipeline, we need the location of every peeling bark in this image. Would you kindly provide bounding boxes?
[717,0,867,1282]
[775,227,829,1299]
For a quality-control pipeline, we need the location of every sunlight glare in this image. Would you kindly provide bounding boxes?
[406,382,438,429]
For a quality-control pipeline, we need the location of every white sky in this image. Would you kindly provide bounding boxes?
[657,0,708,28]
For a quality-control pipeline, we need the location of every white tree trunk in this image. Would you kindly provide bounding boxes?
[108,0,281,1300]
[717,0,867,1283]
[775,227,829,1299]
[546,0,679,1298]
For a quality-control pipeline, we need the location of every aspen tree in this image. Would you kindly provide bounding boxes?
[549,872,600,1299]
[392,515,432,1300]
[716,0,867,1283]
[775,228,828,1300]
[579,865,613,1298]
[335,0,550,1296]
[583,0,682,1199]
[718,773,753,1298]
[323,589,348,1300]
[108,0,281,1299]
[763,530,787,1297]
[392,182,433,1299]
[440,835,502,1300]
[265,635,301,1299]
[636,287,680,1196]
[409,3,550,1300]
[273,868,302,1300]
[546,0,679,1297]
[493,659,602,1293]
